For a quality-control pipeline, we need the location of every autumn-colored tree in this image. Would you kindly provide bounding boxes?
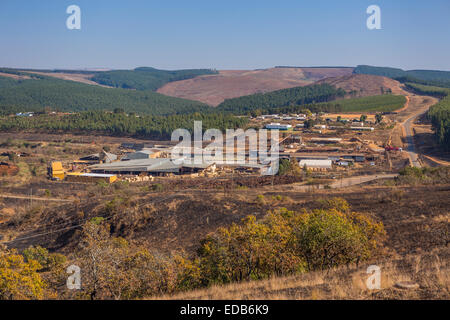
[76,220,197,299]
[316,197,350,212]
[23,246,66,272]
[22,246,67,296]
[0,249,46,300]
[76,220,133,300]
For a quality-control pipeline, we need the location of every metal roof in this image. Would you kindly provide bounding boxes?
[89,158,211,173]
[80,151,117,162]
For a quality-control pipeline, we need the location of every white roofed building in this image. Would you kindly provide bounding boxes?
[299,159,332,170]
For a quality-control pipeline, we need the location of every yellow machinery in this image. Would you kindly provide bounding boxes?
[48,161,65,180]
[48,161,117,183]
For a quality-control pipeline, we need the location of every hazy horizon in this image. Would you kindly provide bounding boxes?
[1,0,449,71]
[3,64,450,73]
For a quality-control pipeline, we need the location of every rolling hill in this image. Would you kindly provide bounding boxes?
[90,67,218,91]
[0,73,209,116]
[213,74,407,115]
[354,65,450,88]
[1,67,219,92]
[157,67,354,106]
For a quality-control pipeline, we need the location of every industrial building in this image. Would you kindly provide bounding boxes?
[78,151,118,164]
[286,153,366,163]
[121,148,162,160]
[89,158,213,175]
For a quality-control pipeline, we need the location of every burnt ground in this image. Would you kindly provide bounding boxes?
[2,182,448,261]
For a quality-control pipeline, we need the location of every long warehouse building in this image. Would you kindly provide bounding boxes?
[89,158,213,175]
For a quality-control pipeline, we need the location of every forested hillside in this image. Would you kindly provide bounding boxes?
[0,111,248,139]
[216,84,346,114]
[90,67,218,91]
[305,94,405,114]
[229,94,406,116]
[405,83,450,150]
[0,75,209,116]
[317,94,406,113]
[354,65,450,88]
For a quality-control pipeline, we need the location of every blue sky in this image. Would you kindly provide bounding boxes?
[0,0,449,70]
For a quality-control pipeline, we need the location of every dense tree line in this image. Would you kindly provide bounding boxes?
[395,76,450,89]
[90,67,218,91]
[216,84,346,114]
[0,111,248,139]
[404,83,449,98]
[405,83,450,150]
[247,94,406,116]
[0,75,209,116]
[354,65,450,88]
[317,94,406,113]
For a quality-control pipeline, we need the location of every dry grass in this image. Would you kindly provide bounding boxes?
[156,250,449,300]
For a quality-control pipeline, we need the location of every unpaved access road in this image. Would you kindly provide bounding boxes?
[398,94,439,167]
[0,193,71,202]
[291,173,398,191]
[256,173,399,193]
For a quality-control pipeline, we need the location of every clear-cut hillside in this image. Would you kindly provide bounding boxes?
[157,67,354,106]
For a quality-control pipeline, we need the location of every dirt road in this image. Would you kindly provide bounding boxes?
[403,112,421,167]
[287,173,398,192]
[399,94,439,167]
[0,194,71,202]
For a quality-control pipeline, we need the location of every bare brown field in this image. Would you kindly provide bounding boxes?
[3,181,449,257]
[0,72,31,80]
[316,74,408,97]
[414,124,450,163]
[23,71,111,87]
[157,67,353,106]
[395,95,439,122]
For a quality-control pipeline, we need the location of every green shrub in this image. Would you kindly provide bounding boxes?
[152,183,164,192]
[22,246,66,272]
[196,199,385,285]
